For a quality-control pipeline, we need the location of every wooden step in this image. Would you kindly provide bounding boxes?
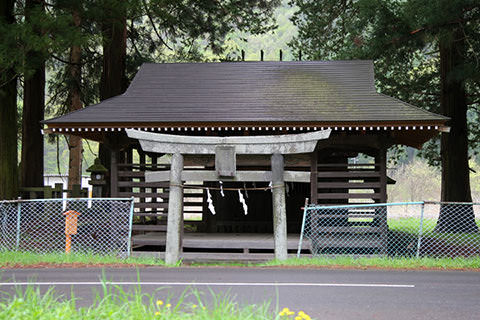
[310,226,386,233]
[132,225,168,232]
[133,212,168,217]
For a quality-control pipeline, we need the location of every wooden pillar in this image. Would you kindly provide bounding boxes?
[110,150,118,197]
[271,153,288,260]
[165,152,184,265]
[377,146,388,254]
[310,146,318,205]
[151,155,158,224]
[139,151,146,224]
[378,147,387,203]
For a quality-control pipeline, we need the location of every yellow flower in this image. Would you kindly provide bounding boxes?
[282,307,290,312]
[155,311,161,316]
[298,311,305,316]
[279,311,286,316]
[192,304,197,309]
[295,317,302,320]
[156,300,163,306]
[287,311,295,316]
[166,303,171,308]
[303,315,311,320]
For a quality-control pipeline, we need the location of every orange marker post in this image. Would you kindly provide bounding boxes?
[63,210,81,254]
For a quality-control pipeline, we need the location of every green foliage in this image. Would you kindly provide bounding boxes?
[43,136,97,175]
[0,0,80,81]
[289,0,480,165]
[0,285,277,320]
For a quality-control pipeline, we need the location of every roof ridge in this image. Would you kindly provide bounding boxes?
[139,60,374,66]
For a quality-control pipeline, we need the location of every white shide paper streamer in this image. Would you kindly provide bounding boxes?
[238,190,248,215]
[207,188,216,215]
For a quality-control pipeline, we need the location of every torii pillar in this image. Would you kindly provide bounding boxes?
[165,152,183,265]
[272,153,287,260]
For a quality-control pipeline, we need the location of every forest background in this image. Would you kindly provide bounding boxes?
[2,0,480,204]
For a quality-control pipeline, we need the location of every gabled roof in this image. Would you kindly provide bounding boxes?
[44,60,447,127]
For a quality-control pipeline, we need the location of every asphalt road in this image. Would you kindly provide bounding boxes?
[0,267,479,320]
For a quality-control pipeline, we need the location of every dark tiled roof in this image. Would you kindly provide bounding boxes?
[44,61,447,125]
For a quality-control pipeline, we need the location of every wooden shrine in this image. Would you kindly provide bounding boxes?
[42,60,449,262]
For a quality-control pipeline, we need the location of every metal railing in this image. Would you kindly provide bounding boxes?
[298,201,480,258]
[0,198,134,256]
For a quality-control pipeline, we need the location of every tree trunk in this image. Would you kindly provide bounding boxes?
[0,0,18,200]
[67,8,83,191]
[21,0,45,188]
[436,29,478,233]
[98,0,127,196]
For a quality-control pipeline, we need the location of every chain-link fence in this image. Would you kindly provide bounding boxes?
[0,198,134,256]
[297,201,480,258]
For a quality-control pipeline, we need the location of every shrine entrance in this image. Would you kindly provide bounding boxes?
[126,129,331,263]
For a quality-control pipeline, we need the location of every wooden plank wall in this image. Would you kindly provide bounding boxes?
[316,162,382,205]
[307,148,388,253]
[114,150,204,236]
[314,149,386,206]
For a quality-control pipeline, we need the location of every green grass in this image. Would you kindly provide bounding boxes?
[1,251,479,270]
[0,251,166,267]
[388,218,480,247]
[0,284,300,320]
[259,256,480,269]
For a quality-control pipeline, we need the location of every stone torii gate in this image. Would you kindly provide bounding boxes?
[126,129,331,264]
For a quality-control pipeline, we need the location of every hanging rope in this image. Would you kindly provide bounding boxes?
[168,183,285,191]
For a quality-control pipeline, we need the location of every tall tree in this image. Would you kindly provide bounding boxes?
[0,0,18,200]
[100,0,128,101]
[97,0,128,196]
[436,25,474,231]
[21,0,46,188]
[290,0,480,232]
[66,4,84,190]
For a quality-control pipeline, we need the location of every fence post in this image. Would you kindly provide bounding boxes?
[126,197,135,257]
[297,198,309,258]
[416,202,425,258]
[15,200,21,250]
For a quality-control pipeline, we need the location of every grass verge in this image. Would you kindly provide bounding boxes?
[0,251,479,270]
[0,251,166,268]
[259,256,480,270]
